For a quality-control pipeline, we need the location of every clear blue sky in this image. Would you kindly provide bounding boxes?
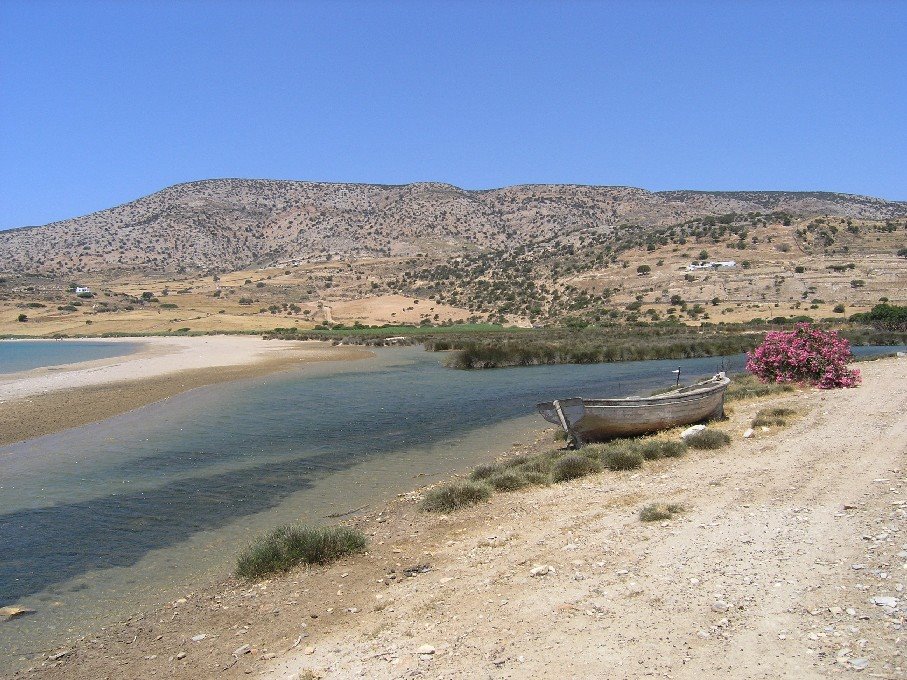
[1,0,905,230]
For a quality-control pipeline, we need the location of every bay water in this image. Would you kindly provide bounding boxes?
[0,344,901,665]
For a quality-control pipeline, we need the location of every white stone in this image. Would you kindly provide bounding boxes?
[530,565,555,576]
[743,428,755,439]
[681,425,707,440]
[416,644,436,655]
[870,596,898,608]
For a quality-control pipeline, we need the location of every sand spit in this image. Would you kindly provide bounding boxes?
[6,357,906,679]
[0,336,369,446]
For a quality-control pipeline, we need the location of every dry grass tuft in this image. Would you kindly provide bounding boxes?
[640,502,685,522]
[751,407,797,428]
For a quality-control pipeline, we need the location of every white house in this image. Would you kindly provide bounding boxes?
[686,260,736,272]
[75,286,91,293]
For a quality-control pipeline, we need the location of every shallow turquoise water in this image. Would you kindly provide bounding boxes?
[0,340,140,375]
[0,344,901,664]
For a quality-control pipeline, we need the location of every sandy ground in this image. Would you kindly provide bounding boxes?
[5,357,906,679]
[0,336,369,446]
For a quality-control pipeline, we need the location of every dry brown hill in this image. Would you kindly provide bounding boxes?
[2,179,905,275]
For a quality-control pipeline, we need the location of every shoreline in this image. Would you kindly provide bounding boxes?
[0,336,371,447]
[7,356,905,679]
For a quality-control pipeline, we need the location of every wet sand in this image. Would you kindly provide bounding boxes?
[0,337,370,446]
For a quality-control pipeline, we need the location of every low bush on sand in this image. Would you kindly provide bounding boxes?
[470,464,500,480]
[685,429,731,449]
[640,502,685,522]
[600,447,645,471]
[236,524,367,580]
[421,481,492,513]
[521,470,551,486]
[637,439,687,460]
[516,451,561,475]
[488,469,531,491]
[551,454,601,482]
[751,407,797,428]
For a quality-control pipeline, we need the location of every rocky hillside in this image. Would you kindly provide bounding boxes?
[2,179,905,275]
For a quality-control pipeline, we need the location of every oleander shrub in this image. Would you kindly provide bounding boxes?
[746,323,860,389]
[685,429,731,449]
[551,454,601,482]
[421,481,492,513]
[235,524,367,580]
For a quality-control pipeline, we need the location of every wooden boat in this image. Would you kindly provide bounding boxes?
[537,373,731,447]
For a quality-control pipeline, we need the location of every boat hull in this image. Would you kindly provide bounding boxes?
[538,375,730,445]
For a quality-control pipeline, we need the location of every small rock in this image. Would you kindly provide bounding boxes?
[233,645,251,657]
[743,428,755,439]
[530,565,555,577]
[852,564,866,570]
[190,633,207,642]
[850,658,869,671]
[870,596,898,607]
[260,652,276,660]
[416,644,435,655]
[0,606,35,621]
[176,651,187,660]
[303,646,315,655]
[711,601,729,613]
[48,650,71,661]
[681,424,706,440]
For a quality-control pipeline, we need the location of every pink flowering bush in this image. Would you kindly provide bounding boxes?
[746,323,861,389]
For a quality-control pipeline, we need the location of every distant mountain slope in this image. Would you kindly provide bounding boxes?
[2,179,904,275]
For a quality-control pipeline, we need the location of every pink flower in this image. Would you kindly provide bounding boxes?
[746,323,860,389]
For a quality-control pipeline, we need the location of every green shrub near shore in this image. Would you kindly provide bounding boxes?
[551,454,601,482]
[636,439,687,460]
[684,429,732,449]
[488,469,531,491]
[235,524,367,580]
[600,447,645,470]
[421,481,492,512]
[469,464,500,481]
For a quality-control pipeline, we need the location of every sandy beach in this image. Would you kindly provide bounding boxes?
[0,336,370,446]
[7,355,904,679]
